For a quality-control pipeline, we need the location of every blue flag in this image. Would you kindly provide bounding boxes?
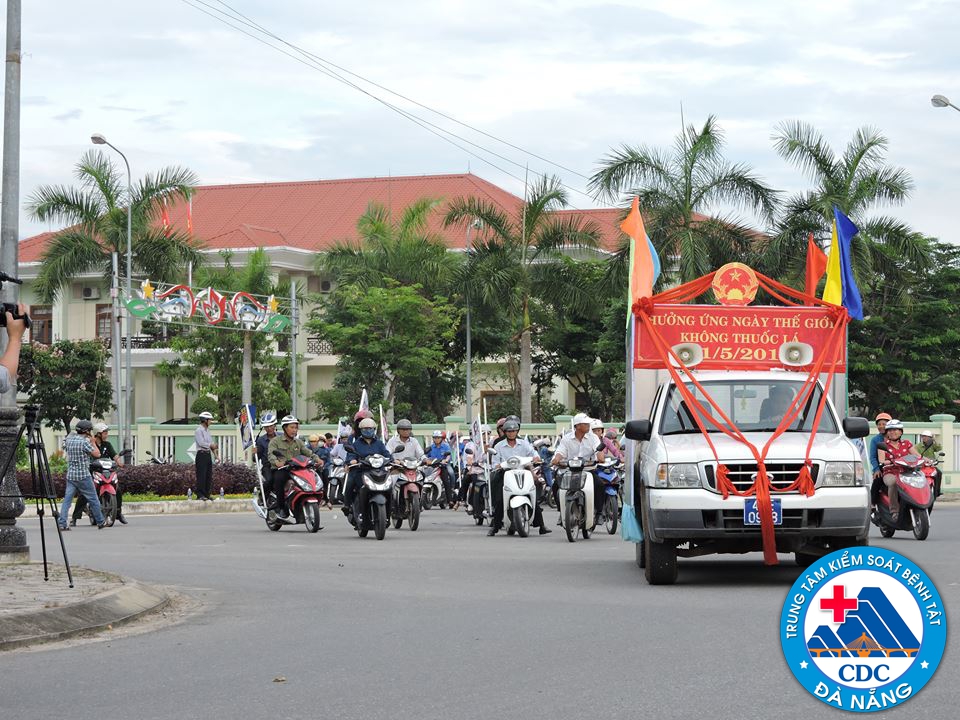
[833,206,863,321]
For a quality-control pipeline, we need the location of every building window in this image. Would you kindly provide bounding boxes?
[30,305,52,345]
[96,304,113,341]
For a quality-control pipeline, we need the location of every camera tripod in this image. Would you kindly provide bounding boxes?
[0,404,73,586]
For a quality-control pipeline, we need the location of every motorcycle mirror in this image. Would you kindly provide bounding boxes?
[394,444,406,452]
[937,451,946,457]
[343,444,355,453]
[145,450,154,456]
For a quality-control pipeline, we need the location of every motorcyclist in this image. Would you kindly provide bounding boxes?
[72,422,127,526]
[326,426,353,505]
[868,412,891,507]
[552,413,606,522]
[534,438,554,488]
[487,419,550,535]
[267,415,324,519]
[602,427,624,461]
[459,426,488,505]
[426,430,457,509]
[491,417,508,447]
[916,429,943,498]
[388,419,424,461]
[878,419,914,521]
[255,411,278,490]
[344,418,392,525]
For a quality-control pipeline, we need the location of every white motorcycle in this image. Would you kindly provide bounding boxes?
[499,455,538,537]
[327,456,347,504]
[557,458,596,542]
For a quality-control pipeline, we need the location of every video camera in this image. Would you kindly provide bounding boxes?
[0,271,31,328]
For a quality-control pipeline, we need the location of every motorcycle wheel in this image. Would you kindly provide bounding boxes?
[582,512,591,540]
[266,510,282,532]
[100,493,116,527]
[880,525,895,538]
[393,507,403,530]
[303,503,321,533]
[408,494,421,531]
[564,502,580,543]
[374,503,387,541]
[422,489,434,511]
[912,509,930,541]
[605,495,618,535]
[512,505,530,538]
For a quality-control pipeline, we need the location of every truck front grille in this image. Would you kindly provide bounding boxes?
[704,463,819,494]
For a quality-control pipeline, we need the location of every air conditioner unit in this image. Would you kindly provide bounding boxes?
[82,286,101,300]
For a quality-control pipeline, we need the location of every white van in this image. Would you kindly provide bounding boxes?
[624,370,871,585]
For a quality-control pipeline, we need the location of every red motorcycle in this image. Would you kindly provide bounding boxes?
[390,455,423,531]
[267,453,324,533]
[88,459,119,527]
[873,453,935,540]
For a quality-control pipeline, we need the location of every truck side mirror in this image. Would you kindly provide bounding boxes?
[842,417,870,439]
[624,419,651,442]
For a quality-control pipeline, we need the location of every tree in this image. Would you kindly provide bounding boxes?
[848,241,960,419]
[156,252,292,420]
[590,115,778,288]
[308,283,462,422]
[766,122,931,299]
[445,174,601,422]
[27,150,202,302]
[18,340,113,432]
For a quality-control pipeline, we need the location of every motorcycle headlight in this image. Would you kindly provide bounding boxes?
[369,456,384,469]
[655,463,701,489]
[821,461,862,487]
[294,477,313,492]
[506,457,520,469]
[902,473,927,489]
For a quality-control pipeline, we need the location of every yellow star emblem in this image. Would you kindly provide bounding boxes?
[141,280,154,299]
[267,295,279,313]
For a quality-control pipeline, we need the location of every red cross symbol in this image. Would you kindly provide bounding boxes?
[820,584,858,623]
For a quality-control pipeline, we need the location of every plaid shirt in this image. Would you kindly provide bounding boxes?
[65,433,96,483]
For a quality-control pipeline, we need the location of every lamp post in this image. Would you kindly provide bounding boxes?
[931,94,960,113]
[91,134,133,458]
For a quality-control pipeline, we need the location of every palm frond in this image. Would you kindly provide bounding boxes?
[25,184,104,227]
[694,162,780,225]
[35,230,106,302]
[132,228,205,284]
[75,150,124,208]
[772,120,837,182]
[444,197,514,243]
[133,166,198,214]
[588,144,675,201]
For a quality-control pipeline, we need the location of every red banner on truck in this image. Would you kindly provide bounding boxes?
[633,304,846,371]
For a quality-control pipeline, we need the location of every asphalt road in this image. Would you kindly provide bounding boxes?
[3,505,958,720]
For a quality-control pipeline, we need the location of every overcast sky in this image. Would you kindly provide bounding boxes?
[7,0,959,243]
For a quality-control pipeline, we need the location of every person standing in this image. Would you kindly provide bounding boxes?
[194,411,219,501]
[58,420,106,530]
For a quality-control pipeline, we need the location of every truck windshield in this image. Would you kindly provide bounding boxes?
[659,380,839,435]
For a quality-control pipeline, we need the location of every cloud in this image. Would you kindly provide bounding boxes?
[53,109,82,122]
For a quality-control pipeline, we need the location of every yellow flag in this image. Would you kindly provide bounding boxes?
[822,219,842,305]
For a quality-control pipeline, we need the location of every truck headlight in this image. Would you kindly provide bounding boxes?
[655,463,701,489]
[821,461,863,487]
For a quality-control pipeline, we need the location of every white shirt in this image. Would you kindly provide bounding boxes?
[491,438,536,465]
[389,435,424,461]
[330,442,350,462]
[553,430,603,463]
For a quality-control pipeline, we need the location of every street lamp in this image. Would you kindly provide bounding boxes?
[91,133,133,459]
[931,94,960,112]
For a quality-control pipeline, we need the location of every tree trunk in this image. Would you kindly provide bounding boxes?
[241,331,252,406]
[520,326,532,423]
[382,368,395,424]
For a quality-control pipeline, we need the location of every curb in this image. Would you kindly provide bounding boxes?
[123,498,253,515]
[0,576,170,651]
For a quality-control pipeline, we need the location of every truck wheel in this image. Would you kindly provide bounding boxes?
[636,541,646,569]
[643,538,678,585]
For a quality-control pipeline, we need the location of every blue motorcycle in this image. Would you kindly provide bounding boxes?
[594,458,622,535]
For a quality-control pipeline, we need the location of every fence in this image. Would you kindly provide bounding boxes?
[34,413,958,494]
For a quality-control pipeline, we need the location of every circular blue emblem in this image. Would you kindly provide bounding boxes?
[780,546,946,712]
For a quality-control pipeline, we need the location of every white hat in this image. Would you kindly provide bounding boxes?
[572,412,591,426]
[93,422,109,435]
[919,430,934,438]
[198,411,214,420]
[590,418,604,430]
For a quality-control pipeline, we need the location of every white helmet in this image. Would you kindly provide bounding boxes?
[919,430,934,438]
[884,419,904,432]
[590,418,604,431]
[280,415,299,428]
[259,411,277,427]
[572,412,591,426]
[198,411,214,421]
[432,430,444,438]
[93,422,109,435]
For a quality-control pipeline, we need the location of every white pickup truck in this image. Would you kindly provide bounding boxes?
[624,370,871,585]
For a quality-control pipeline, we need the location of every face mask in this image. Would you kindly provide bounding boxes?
[361,428,376,439]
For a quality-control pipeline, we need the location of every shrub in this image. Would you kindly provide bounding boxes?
[16,462,258,499]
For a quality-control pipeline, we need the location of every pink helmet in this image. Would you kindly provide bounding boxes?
[354,409,373,422]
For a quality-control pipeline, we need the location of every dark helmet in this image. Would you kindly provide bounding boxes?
[396,419,413,430]
[503,420,520,432]
[75,419,94,433]
[505,414,520,424]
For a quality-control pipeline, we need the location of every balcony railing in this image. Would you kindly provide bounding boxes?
[307,336,333,355]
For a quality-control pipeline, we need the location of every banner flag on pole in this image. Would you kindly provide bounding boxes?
[358,388,369,414]
[378,404,388,440]
[621,196,661,324]
[821,207,863,320]
[804,232,828,303]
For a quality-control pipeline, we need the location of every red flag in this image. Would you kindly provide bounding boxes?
[805,233,828,304]
[187,196,194,235]
[161,198,171,236]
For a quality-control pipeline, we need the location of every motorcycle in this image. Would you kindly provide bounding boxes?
[265,452,324,533]
[557,458,597,543]
[348,453,393,540]
[873,453,935,541]
[390,456,423,531]
[88,458,119,526]
[463,462,489,525]
[419,457,449,510]
[593,458,622,535]
[144,450,173,464]
[327,456,347,505]
[499,455,538,538]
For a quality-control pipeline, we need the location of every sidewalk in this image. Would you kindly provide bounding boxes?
[0,564,170,651]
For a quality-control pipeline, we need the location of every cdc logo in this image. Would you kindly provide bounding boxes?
[780,547,946,712]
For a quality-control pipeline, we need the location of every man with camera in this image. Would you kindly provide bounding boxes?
[0,302,28,395]
[58,420,106,530]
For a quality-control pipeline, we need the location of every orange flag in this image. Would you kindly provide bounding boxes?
[621,196,655,311]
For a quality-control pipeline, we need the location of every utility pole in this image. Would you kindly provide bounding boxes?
[0,0,27,563]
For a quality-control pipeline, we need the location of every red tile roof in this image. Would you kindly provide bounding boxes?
[19,173,631,262]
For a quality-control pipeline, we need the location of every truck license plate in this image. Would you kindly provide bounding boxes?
[743,498,782,526]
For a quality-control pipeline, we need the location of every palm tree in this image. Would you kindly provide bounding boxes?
[766,122,931,306]
[318,198,460,294]
[445,174,601,422]
[589,115,779,287]
[27,149,202,302]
